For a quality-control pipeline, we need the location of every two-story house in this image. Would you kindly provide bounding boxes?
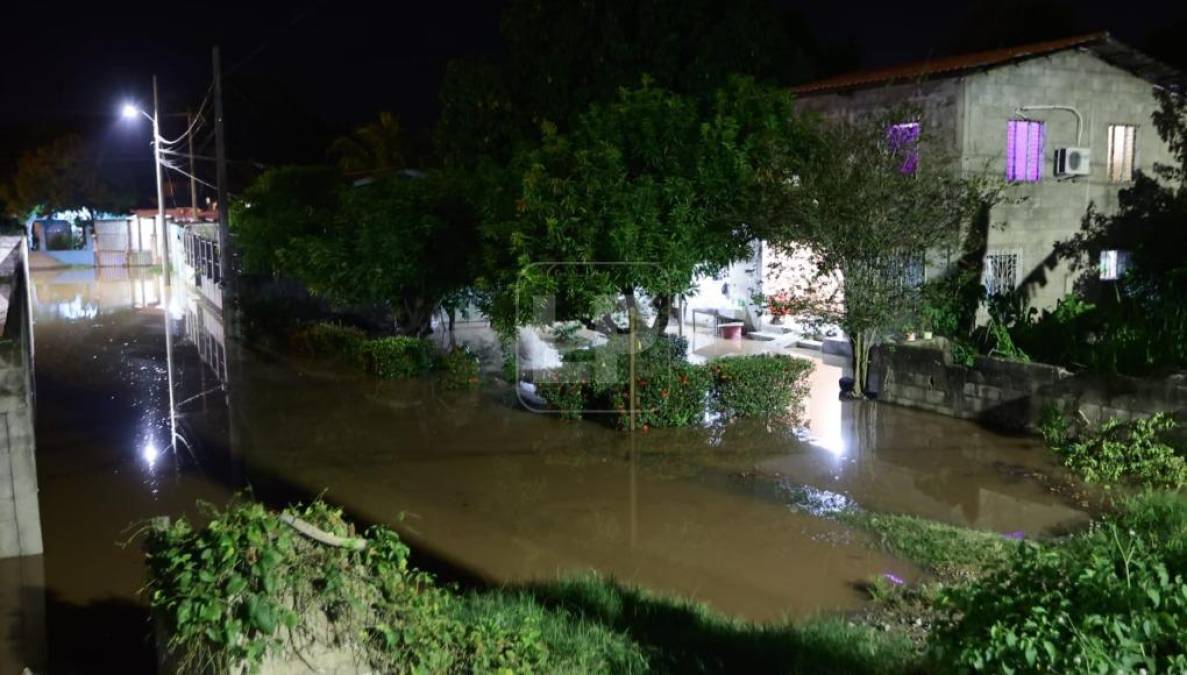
[791,32,1180,312]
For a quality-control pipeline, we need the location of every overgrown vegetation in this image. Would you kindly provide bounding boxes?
[437,346,481,389]
[288,321,475,386]
[144,499,645,674]
[359,336,436,379]
[932,492,1187,673]
[837,493,1187,673]
[289,322,367,360]
[1040,410,1187,489]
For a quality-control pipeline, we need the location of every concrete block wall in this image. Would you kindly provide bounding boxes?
[961,49,1175,310]
[872,340,1187,431]
[796,48,1176,313]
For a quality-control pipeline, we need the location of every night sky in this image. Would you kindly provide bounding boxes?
[3,0,1184,206]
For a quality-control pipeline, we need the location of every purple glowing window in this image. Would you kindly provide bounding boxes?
[888,122,920,174]
[1006,120,1045,182]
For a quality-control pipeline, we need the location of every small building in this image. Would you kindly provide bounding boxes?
[790,31,1181,311]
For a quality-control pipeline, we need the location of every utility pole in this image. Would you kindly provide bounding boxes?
[187,111,198,217]
[213,46,233,292]
[152,75,171,285]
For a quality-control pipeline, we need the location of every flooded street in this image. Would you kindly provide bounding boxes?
[27,269,1089,671]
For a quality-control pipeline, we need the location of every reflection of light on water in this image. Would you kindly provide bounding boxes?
[52,295,99,321]
[778,481,856,516]
[797,425,847,457]
[142,440,159,469]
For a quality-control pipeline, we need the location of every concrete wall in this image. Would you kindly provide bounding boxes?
[961,49,1176,309]
[796,77,965,159]
[871,340,1187,431]
[0,238,41,560]
[796,49,1175,312]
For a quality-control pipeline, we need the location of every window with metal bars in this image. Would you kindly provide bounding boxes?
[983,250,1021,297]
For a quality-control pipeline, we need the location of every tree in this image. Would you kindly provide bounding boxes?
[0,134,128,219]
[482,78,810,338]
[434,0,851,168]
[765,112,994,396]
[233,166,480,336]
[329,112,406,177]
[231,166,344,277]
[1034,91,1187,374]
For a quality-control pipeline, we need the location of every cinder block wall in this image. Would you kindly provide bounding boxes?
[872,340,1187,431]
[796,50,1175,313]
[962,50,1175,310]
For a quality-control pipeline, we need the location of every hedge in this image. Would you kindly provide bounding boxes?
[536,341,813,429]
[709,354,813,420]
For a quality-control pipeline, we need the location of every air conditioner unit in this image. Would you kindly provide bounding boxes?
[1054,147,1091,177]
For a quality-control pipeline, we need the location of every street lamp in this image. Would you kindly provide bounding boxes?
[120,75,170,286]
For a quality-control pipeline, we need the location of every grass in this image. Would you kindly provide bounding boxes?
[519,575,919,675]
[836,510,1018,581]
[451,589,649,674]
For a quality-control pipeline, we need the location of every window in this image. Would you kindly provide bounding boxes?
[887,122,920,174]
[1006,120,1045,182]
[983,250,1021,296]
[1106,124,1136,183]
[1099,249,1130,280]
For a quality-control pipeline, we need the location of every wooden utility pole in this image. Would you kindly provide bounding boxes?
[213,46,233,292]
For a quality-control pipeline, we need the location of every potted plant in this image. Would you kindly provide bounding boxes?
[765,292,792,325]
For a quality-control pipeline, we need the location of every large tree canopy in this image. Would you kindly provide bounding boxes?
[434,0,855,166]
[233,167,480,336]
[481,78,810,337]
[0,134,130,218]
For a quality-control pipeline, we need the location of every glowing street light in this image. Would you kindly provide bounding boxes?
[118,77,170,285]
[121,102,142,120]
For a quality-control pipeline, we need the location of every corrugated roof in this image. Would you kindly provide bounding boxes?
[792,32,1172,96]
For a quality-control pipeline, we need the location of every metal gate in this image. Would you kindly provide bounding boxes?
[93,218,157,267]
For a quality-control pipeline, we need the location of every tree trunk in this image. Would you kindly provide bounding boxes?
[849,330,875,399]
[397,296,435,337]
[651,294,672,335]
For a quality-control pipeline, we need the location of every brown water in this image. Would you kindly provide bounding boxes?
[20,269,1089,672]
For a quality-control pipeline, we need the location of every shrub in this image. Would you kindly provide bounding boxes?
[144,499,644,674]
[437,346,480,389]
[709,354,813,420]
[611,359,712,430]
[289,322,367,359]
[144,499,459,673]
[1048,413,1187,489]
[932,493,1187,673]
[535,362,595,420]
[358,337,435,378]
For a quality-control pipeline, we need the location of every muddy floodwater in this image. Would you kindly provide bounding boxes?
[25,268,1089,671]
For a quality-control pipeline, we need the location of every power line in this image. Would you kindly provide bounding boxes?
[225,0,325,78]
